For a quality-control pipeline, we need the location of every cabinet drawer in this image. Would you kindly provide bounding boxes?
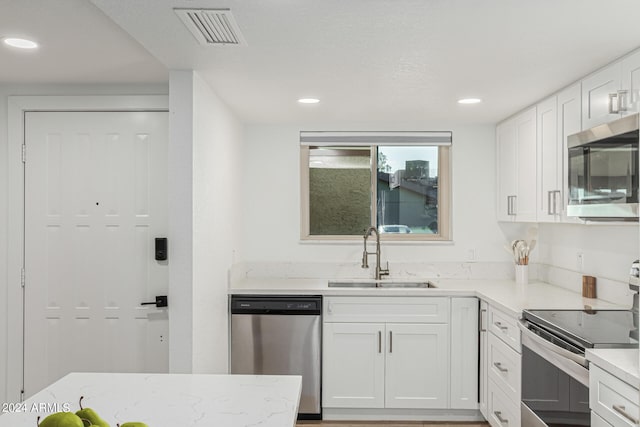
[324,297,450,323]
[487,378,521,427]
[590,365,640,427]
[488,306,521,352]
[593,411,614,427]
[488,332,521,397]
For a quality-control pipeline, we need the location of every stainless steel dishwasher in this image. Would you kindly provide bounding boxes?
[230,295,322,420]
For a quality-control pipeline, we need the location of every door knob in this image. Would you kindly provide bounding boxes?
[141,295,168,308]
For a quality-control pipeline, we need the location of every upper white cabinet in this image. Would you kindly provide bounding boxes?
[536,83,582,223]
[582,49,640,129]
[582,60,622,129]
[537,96,561,222]
[497,106,537,222]
[557,83,582,222]
[621,51,640,113]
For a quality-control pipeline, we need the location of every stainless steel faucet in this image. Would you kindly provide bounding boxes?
[362,226,390,280]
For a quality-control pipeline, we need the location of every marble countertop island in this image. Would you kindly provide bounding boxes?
[0,373,302,427]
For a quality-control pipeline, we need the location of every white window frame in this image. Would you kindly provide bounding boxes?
[300,131,452,241]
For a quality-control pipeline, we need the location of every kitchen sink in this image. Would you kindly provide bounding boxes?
[328,280,437,288]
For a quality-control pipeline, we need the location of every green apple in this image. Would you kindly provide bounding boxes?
[38,412,84,427]
[75,396,110,427]
[117,423,148,427]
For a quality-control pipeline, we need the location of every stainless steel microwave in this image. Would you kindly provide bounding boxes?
[567,113,639,220]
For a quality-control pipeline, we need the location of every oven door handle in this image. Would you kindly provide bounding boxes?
[518,320,590,387]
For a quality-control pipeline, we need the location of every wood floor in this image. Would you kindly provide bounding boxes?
[297,422,489,427]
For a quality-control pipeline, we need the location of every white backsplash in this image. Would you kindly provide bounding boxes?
[537,263,634,307]
[232,261,531,281]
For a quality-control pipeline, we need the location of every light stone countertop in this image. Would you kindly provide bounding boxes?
[0,372,302,427]
[586,348,640,388]
[229,277,627,318]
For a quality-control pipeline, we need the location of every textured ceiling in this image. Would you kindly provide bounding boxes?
[4,1,640,124]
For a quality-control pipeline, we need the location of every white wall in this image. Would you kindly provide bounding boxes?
[168,71,243,374]
[191,72,242,373]
[0,83,167,403]
[240,123,510,277]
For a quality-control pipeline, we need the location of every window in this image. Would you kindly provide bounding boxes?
[300,131,451,240]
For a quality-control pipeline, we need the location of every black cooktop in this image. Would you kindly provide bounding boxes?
[523,309,639,349]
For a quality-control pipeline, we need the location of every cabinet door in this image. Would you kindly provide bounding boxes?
[622,50,640,114]
[515,106,538,222]
[385,323,449,409]
[479,301,489,418]
[322,322,385,408]
[557,83,582,223]
[496,119,517,221]
[537,96,560,222]
[450,298,479,410]
[582,61,622,129]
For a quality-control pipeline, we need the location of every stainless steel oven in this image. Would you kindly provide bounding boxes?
[519,309,638,427]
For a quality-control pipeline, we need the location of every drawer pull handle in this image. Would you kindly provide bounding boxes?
[378,331,382,353]
[613,404,639,424]
[494,321,509,331]
[494,411,509,425]
[493,362,509,373]
[389,330,393,353]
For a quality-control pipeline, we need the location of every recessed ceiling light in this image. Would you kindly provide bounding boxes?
[458,98,482,104]
[298,98,320,104]
[3,38,38,49]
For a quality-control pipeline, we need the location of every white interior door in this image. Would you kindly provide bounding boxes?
[23,111,169,397]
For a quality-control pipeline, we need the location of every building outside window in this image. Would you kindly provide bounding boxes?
[300,131,452,241]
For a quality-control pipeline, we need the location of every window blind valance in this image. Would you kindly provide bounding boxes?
[299,131,452,146]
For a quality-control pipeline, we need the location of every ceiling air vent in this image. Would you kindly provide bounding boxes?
[174,8,246,46]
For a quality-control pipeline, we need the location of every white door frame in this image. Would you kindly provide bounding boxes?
[7,95,169,401]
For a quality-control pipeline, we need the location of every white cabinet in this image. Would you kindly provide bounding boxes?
[537,95,561,222]
[582,49,640,129]
[485,304,521,427]
[621,51,640,113]
[323,296,477,415]
[590,364,640,427]
[582,61,622,129]
[497,106,537,222]
[385,323,449,408]
[450,297,479,410]
[537,84,582,223]
[479,300,488,418]
[322,322,385,408]
[557,83,582,223]
[323,297,451,410]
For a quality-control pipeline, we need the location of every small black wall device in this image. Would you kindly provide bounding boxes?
[155,237,168,261]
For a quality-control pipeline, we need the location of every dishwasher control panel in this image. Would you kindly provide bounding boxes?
[230,295,322,315]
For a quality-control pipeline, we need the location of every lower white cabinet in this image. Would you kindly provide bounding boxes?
[450,297,479,410]
[479,300,489,418]
[590,364,640,427]
[485,304,522,427]
[385,323,449,408]
[322,322,385,408]
[323,296,477,413]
